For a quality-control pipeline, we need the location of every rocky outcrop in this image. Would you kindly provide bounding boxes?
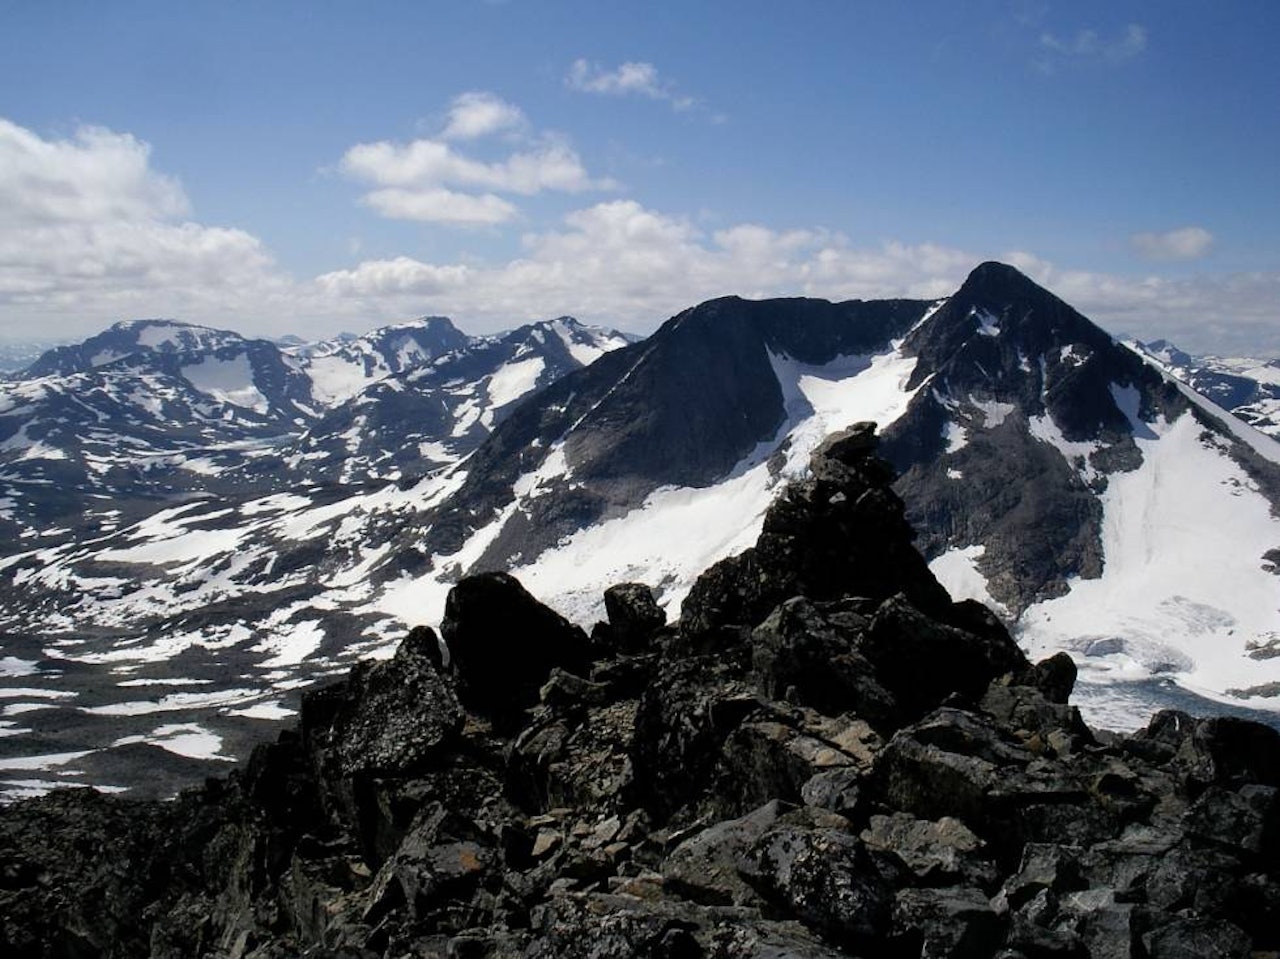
[3,425,1279,957]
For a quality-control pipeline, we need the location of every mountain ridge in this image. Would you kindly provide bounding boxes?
[3,262,1280,802]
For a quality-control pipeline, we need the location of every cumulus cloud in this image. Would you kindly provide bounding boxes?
[566,59,697,111]
[2,118,1273,356]
[361,187,517,225]
[1039,22,1147,64]
[313,200,1280,356]
[0,118,287,338]
[441,91,527,141]
[1130,226,1214,262]
[339,94,613,225]
[316,200,984,325]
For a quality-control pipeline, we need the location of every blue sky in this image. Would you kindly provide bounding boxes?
[1,0,1278,354]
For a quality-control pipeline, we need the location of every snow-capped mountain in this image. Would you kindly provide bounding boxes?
[0,320,317,554]
[4,264,1279,800]
[1133,338,1280,440]
[0,315,630,553]
[281,315,471,407]
[260,317,635,487]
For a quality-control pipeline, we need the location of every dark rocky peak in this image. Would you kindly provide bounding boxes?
[681,422,956,639]
[900,261,1179,444]
[556,295,931,488]
[670,294,931,363]
[874,264,1204,614]
[364,315,469,362]
[1140,337,1197,369]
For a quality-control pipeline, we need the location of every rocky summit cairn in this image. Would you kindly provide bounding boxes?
[4,425,1280,957]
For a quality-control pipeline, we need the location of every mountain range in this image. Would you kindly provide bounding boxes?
[2,262,1279,800]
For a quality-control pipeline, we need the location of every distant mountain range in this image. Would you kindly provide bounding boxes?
[1131,338,1280,440]
[2,263,1279,799]
[0,315,631,554]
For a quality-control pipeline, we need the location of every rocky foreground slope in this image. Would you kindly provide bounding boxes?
[3,424,1279,957]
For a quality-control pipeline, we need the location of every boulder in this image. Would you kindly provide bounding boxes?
[739,819,894,949]
[891,886,1005,958]
[749,597,897,724]
[440,572,592,730]
[861,595,1027,720]
[600,582,667,650]
[322,628,463,779]
[861,812,999,889]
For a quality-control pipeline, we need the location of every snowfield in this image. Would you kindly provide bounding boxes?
[933,392,1280,729]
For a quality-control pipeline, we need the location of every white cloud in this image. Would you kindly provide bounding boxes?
[0,119,189,225]
[1130,226,1214,262]
[0,119,1273,357]
[341,137,606,195]
[361,187,517,225]
[441,91,527,141]
[1040,22,1147,63]
[339,95,613,225]
[567,59,697,112]
[316,200,987,325]
[0,118,287,338]
[314,200,1280,356]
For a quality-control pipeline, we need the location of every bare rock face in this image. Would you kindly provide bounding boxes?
[4,429,1280,957]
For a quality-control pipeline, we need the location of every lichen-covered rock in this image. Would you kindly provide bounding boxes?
[750,596,898,724]
[861,812,999,889]
[739,817,894,949]
[326,628,463,779]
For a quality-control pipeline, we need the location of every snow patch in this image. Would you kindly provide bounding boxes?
[180,354,269,413]
[973,398,1015,428]
[112,723,233,761]
[227,701,296,720]
[487,357,545,409]
[1028,411,1101,482]
[0,657,39,677]
[972,308,1000,337]
[254,620,326,668]
[80,687,263,716]
[929,545,1007,616]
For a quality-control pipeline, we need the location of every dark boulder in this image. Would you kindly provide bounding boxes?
[749,596,897,725]
[861,594,1028,720]
[600,581,667,650]
[739,817,895,950]
[1142,917,1252,959]
[629,656,762,823]
[861,812,999,889]
[891,885,1005,958]
[440,571,592,730]
[319,628,463,780]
